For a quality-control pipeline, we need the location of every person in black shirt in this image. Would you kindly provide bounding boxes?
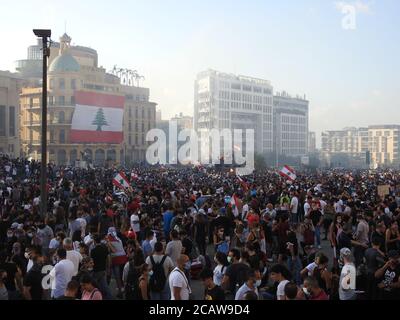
[0,250,22,300]
[308,204,323,249]
[180,230,193,258]
[370,222,387,253]
[222,249,251,297]
[22,254,44,300]
[200,268,225,300]
[375,250,400,300]
[90,234,112,299]
[365,238,385,300]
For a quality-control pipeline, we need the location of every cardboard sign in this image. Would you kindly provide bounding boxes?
[378,185,390,198]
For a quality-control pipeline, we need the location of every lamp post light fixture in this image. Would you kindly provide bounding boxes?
[33,29,51,217]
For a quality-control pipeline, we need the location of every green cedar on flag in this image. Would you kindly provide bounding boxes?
[112,171,130,190]
[92,108,109,131]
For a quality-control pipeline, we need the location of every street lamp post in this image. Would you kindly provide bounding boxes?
[33,29,51,217]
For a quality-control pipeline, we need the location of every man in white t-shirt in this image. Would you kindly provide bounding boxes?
[339,248,356,300]
[50,248,75,299]
[270,264,290,300]
[63,238,83,276]
[304,196,312,218]
[169,254,191,300]
[290,192,299,224]
[334,198,344,214]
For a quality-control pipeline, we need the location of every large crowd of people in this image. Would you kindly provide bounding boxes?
[1,154,400,300]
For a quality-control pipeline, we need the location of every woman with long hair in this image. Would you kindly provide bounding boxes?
[213,251,229,287]
[386,220,400,253]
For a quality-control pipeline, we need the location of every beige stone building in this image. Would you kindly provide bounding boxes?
[171,113,193,130]
[20,33,156,166]
[321,125,400,168]
[0,71,22,157]
[368,125,400,167]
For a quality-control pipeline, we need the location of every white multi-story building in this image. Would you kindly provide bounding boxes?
[368,125,400,167]
[194,69,273,159]
[273,91,309,156]
[321,126,400,168]
[321,127,368,156]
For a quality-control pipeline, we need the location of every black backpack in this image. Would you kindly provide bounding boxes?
[149,255,167,292]
[125,261,140,300]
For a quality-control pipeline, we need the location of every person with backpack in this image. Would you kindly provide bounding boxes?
[123,248,145,300]
[145,241,174,300]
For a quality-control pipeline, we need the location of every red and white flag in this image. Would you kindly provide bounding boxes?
[237,175,249,192]
[70,91,125,143]
[113,171,131,190]
[230,194,243,217]
[279,165,297,181]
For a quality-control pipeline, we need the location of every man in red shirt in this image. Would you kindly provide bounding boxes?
[303,277,329,300]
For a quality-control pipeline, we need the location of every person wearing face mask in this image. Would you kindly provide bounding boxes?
[213,251,229,287]
[22,254,44,300]
[200,268,225,300]
[375,250,400,300]
[234,269,260,300]
[302,276,329,300]
[221,248,251,299]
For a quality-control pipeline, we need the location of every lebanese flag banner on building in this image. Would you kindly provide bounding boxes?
[279,165,297,181]
[70,91,125,143]
[113,171,131,190]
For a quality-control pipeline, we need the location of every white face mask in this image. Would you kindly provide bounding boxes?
[255,280,262,287]
[302,287,311,296]
[24,252,30,259]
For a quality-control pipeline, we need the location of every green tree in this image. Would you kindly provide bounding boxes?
[92,108,108,131]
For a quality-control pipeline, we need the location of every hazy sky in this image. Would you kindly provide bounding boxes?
[1,0,399,145]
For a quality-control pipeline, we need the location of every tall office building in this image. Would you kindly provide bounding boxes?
[273,91,309,156]
[194,69,273,159]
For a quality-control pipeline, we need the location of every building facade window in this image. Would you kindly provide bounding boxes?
[59,129,65,143]
[59,111,65,123]
[71,79,76,90]
[59,78,65,90]
[0,106,5,136]
[9,106,15,137]
[59,96,65,106]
